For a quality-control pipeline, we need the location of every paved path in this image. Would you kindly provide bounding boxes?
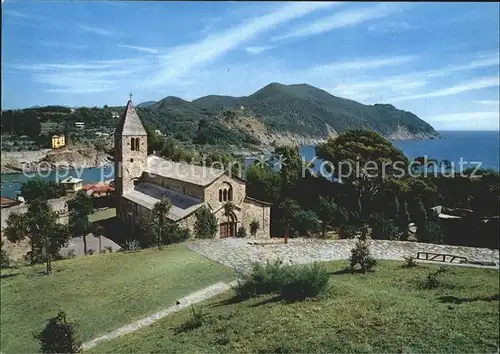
[186,238,499,274]
[81,280,237,351]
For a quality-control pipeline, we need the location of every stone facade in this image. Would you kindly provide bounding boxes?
[115,99,271,239]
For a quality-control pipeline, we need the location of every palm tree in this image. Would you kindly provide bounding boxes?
[223,202,235,237]
[153,197,172,248]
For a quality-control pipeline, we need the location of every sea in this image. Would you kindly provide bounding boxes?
[1,131,498,199]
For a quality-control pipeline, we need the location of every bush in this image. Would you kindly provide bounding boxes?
[250,220,260,237]
[66,249,77,259]
[236,259,284,299]
[175,306,207,334]
[423,267,447,289]
[371,216,399,240]
[235,260,330,302]
[349,239,377,273]
[123,238,141,251]
[417,221,445,244]
[104,246,113,253]
[35,311,82,353]
[403,256,418,268]
[236,226,247,238]
[87,249,95,255]
[194,206,218,239]
[162,223,191,245]
[279,263,330,302]
[1,241,10,268]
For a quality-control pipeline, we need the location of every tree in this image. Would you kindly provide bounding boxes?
[370,215,399,240]
[397,198,410,239]
[249,220,260,238]
[67,191,94,255]
[411,198,427,227]
[35,311,82,354]
[194,206,218,239]
[416,221,445,244]
[317,196,347,236]
[316,130,409,218]
[274,145,302,196]
[5,199,69,270]
[278,198,301,236]
[152,197,172,249]
[246,163,281,203]
[293,210,321,237]
[20,178,66,202]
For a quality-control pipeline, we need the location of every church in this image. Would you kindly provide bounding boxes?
[114,98,271,238]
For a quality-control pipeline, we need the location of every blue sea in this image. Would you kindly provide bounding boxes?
[1,131,498,199]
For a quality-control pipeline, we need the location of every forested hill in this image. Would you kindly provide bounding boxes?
[1,82,439,151]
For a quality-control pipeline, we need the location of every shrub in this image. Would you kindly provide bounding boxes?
[66,249,77,259]
[162,223,191,245]
[235,260,330,302]
[237,226,247,238]
[403,256,418,268]
[175,306,207,333]
[279,263,330,302]
[235,259,284,299]
[123,238,141,251]
[104,246,113,253]
[1,241,10,268]
[423,267,447,289]
[87,249,95,255]
[349,239,377,273]
[250,220,260,237]
[194,206,218,239]
[35,311,82,353]
[371,216,399,240]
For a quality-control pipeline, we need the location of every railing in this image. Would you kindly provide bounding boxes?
[416,252,468,263]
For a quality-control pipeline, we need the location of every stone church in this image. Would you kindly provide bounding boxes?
[114,99,271,238]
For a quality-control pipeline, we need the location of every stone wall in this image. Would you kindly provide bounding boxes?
[240,199,270,238]
[142,173,205,200]
[204,174,246,211]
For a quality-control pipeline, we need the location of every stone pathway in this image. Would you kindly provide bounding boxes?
[186,238,500,274]
[81,280,237,351]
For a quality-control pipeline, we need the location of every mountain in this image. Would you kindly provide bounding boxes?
[2,82,439,152]
[191,82,439,143]
[136,101,157,108]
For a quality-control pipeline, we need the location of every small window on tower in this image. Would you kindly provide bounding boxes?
[130,158,134,163]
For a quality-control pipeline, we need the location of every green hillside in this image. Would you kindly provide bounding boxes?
[1,82,439,152]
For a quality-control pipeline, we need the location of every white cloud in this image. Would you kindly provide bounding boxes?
[145,2,337,87]
[271,3,400,42]
[426,112,500,131]
[307,55,417,75]
[77,24,119,37]
[426,54,499,78]
[38,41,88,50]
[474,100,500,105]
[4,10,31,19]
[392,76,500,102]
[245,46,273,55]
[117,44,159,54]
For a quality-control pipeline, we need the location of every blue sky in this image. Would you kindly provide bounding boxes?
[2,1,499,130]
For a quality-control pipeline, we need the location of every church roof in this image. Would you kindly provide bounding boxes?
[122,182,204,221]
[145,155,226,186]
[115,100,147,136]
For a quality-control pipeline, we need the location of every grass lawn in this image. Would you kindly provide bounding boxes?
[88,208,116,223]
[90,261,499,354]
[0,244,235,354]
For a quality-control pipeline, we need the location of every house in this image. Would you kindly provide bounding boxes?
[83,182,115,198]
[60,177,83,193]
[51,135,66,149]
[0,197,21,209]
[114,98,271,238]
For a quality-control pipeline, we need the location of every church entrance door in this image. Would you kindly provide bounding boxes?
[219,222,236,238]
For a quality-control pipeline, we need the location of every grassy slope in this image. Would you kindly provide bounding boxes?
[0,244,235,354]
[91,261,499,354]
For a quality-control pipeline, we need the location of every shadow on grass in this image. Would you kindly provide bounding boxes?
[329,268,365,275]
[211,295,247,308]
[249,295,282,307]
[437,294,499,304]
[0,273,19,279]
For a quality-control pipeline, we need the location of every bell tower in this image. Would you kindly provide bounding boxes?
[114,94,148,210]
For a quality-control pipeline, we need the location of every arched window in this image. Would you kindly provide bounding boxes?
[228,188,233,201]
[219,190,223,202]
[223,189,228,202]
[135,138,140,151]
[130,137,135,151]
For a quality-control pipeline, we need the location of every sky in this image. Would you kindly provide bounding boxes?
[2,1,499,131]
